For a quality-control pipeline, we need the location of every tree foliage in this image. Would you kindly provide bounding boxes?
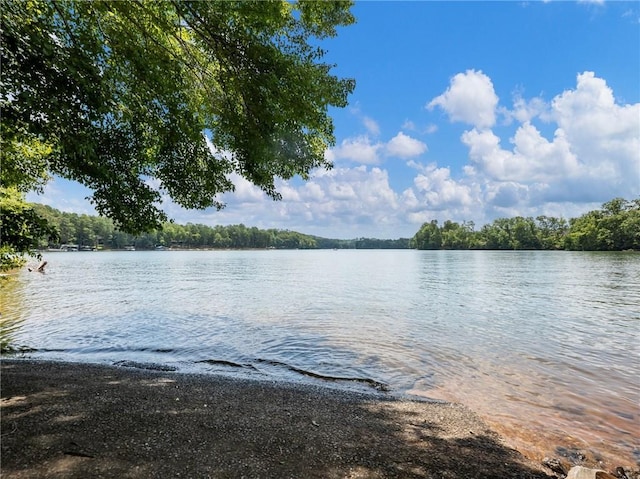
[564,198,640,251]
[1,0,355,235]
[0,189,58,272]
[411,198,640,251]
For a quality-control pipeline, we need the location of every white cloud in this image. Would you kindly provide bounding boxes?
[302,182,325,202]
[484,181,530,208]
[410,164,474,211]
[277,166,405,237]
[327,181,357,200]
[328,132,427,164]
[402,120,438,134]
[506,94,549,124]
[461,122,580,183]
[458,71,639,209]
[347,105,381,136]
[550,71,640,186]
[621,9,640,24]
[223,173,265,203]
[165,166,408,238]
[26,178,96,216]
[427,69,499,129]
[385,132,428,158]
[402,120,416,131]
[315,166,398,210]
[405,70,638,228]
[28,71,639,240]
[363,116,381,136]
[329,135,383,164]
[425,124,438,134]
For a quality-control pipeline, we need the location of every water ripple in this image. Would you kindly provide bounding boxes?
[3,250,639,466]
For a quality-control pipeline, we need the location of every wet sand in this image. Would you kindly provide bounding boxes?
[0,360,553,478]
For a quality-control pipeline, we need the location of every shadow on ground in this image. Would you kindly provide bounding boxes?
[1,360,553,478]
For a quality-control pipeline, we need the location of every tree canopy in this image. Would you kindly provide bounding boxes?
[410,198,640,252]
[1,0,355,235]
[0,189,58,272]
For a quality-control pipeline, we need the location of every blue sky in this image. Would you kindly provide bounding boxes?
[29,1,640,239]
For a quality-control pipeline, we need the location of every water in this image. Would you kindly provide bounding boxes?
[2,250,638,467]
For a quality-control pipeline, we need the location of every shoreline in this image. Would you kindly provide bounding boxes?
[1,359,554,478]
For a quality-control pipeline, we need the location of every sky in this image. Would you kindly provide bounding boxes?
[28,1,640,239]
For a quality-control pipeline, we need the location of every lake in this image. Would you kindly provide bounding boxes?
[2,249,638,467]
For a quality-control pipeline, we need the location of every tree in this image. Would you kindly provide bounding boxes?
[598,198,632,250]
[411,220,442,250]
[564,198,640,251]
[535,215,568,250]
[480,218,512,249]
[619,199,640,250]
[440,220,476,249]
[1,0,355,237]
[511,217,540,250]
[0,188,58,271]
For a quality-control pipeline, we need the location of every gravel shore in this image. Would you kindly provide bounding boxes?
[1,360,552,478]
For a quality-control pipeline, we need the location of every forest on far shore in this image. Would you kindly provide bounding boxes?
[30,203,410,250]
[30,197,639,252]
[411,197,639,251]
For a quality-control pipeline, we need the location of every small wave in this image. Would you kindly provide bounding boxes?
[194,359,258,371]
[34,346,177,354]
[113,360,178,372]
[255,358,390,392]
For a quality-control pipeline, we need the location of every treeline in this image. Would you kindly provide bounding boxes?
[28,197,639,252]
[411,198,639,251]
[30,204,410,250]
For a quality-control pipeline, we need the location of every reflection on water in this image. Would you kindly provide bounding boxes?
[3,250,639,468]
[0,277,28,353]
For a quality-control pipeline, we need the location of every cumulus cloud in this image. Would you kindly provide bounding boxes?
[550,71,640,184]
[453,70,639,217]
[506,94,549,123]
[272,166,406,237]
[410,164,474,211]
[329,135,383,164]
[427,69,499,129]
[385,132,428,158]
[223,173,265,203]
[461,122,580,183]
[328,132,427,164]
[485,182,530,208]
[314,166,398,211]
[460,72,639,203]
[169,165,407,238]
[31,71,639,240]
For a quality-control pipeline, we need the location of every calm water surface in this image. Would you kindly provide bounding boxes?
[2,250,639,466]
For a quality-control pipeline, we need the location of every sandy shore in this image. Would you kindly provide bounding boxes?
[1,360,553,478]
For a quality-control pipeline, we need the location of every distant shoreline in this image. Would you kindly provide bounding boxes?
[37,247,640,253]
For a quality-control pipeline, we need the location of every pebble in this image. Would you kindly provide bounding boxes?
[542,456,568,475]
[565,466,618,479]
